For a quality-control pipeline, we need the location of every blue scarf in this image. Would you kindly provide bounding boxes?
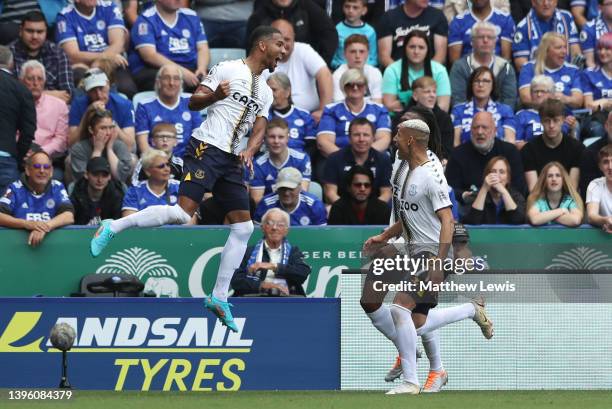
[247,239,292,271]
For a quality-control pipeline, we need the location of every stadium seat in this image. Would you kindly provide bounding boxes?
[209,48,246,67]
[584,136,602,147]
[132,91,156,110]
[308,181,323,201]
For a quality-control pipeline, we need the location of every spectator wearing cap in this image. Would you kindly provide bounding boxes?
[322,117,392,205]
[328,165,391,225]
[254,167,327,226]
[0,151,74,247]
[68,68,135,152]
[231,208,311,297]
[70,156,125,225]
[132,123,183,186]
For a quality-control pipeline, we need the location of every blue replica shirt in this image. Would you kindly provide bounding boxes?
[122,180,180,212]
[580,13,612,54]
[0,179,72,221]
[515,109,571,141]
[135,96,203,157]
[448,9,516,57]
[69,92,135,128]
[452,99,516,144]
[250,149,312,195]
[331,21,378,68]
[513,9,579,61]
[56,1,126,53]
[317,102,391,149]
[581,66,612,100]
[129,6,207,74]
[254,191,327,226]
[571,0,599,22]
[518,61,583,97]
[268,106,316,152]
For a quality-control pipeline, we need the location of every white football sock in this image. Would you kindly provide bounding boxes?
[110,205,191,233]
[212,221,254,302]
[390,304,419,386]
[421,330,443,372]
[416,303,475,336]
[366,304,396,342]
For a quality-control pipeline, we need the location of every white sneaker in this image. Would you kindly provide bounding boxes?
[384,350,422,382]
[386,382,420,395]
[471,297,494,339]
[421,369,448,393]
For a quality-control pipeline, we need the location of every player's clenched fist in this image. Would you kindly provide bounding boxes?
[214,80,231,100]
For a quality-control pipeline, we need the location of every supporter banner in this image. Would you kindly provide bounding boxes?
[0,298,340,390]
[0,226,609,297]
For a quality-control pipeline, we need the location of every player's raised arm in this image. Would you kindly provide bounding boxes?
[188,81,230,111]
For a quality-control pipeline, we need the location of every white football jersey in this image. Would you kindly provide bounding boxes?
[193,59,273,154]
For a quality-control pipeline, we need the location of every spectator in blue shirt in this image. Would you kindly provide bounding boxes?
[580,0,612,68]
[249,118,311,205]
[0,151,74,247]
[331,0,377,69]
[132,122,183,186]
[571,0,599,29]
[128,0,210,92]
[581,33,612,138]
[254,167,327,226]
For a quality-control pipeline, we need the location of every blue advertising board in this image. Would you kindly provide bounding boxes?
[0,298,340,390]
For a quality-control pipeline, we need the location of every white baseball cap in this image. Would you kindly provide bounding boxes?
[275,167,302,190]
[83,68,109,91]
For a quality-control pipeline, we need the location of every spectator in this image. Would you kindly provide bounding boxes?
[512,0,581,71]
[68,68,135,151]
[19,60,69,163]
[269,19,333,122]
[448,0,515,63]
[231,207,311,296]
[322,117,392,203]
[0,0,67,46]
[581,33,612,139]
[0,151,74,247]
[192,0,251,48]
[318,69,392,156]
[331,0,377,69]
[128,0,210,92]
[254,166,327,225]
[124,1,189,28]
[267,72,316,154]
[70,156,124,225]
[452,66,516,146]
[0,46,35,194]
[132,123,183,186]
[327,0,391,25]
[571,0,599,29]
[521,98,584,191]
[135,64,202,156]
[376,0,449,67]
[382,29,451,114]
[586,144,612,231]
[250,118,311,205]
[9,11,73,102]
[328,165,391,224]
[462,156,526,224]
[579,112,612,195]
[580,0,612,68]
[247,0,338,65]
[446,112,527,209]
[332,34,383,103]
[527,161,584,226]
[56,0,137,98]
[518,32,584,109]
[449,21,517,108]
[122,149,186,218]
[445,0,511,21]
[69,106,133,183]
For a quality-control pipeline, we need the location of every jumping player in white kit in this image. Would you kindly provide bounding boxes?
[90,26,286,333]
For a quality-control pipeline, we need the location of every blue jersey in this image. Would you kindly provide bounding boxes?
[268,106,316,152]
[515,108,571,141]
[582,66,612,100]
[135,96,203,157]
[250,149,312,195]
[122,179,180,212]
[448,9,515,57]
[518,61,583,97]
[129,6,207,74]
[571,0,599,22]
[69,92,135,128]
[0,179,72,221]
[56,1,126,53]
[254,191,327,226]
[580,13,612,54]
[331,21,378,69]
[452,99,516,144]
[513,9,579,61]
[317,102,391,149]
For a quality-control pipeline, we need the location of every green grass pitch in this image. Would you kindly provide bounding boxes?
[3,390,612,409]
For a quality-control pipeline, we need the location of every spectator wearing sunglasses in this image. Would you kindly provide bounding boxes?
[131,123,183,186]
[328,165,391,225]
[0,151,74,247]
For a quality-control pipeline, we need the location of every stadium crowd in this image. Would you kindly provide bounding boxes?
[0,0,610,243]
